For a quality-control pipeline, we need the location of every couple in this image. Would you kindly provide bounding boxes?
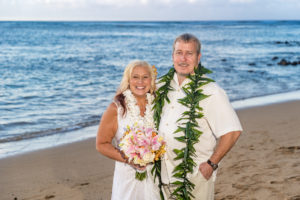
[96,33,242,200]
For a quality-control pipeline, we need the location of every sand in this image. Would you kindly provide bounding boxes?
[0,101,299,200]
[215,101,300,200]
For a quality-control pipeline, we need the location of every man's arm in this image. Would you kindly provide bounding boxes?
[199,131,241,180]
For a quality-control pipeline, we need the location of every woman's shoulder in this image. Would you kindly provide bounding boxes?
[103,102,118,119]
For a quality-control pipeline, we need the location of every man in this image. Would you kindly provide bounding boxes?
[156,33,242,199]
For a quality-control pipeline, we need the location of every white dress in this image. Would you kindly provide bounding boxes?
[111,100,161,200]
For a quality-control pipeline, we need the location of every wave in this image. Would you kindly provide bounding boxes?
[0,115,101,144]
[273,41,300,46]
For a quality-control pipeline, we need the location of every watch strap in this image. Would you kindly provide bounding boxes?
[207,159,218,170]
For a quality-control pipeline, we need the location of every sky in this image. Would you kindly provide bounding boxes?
[0,0,300,21]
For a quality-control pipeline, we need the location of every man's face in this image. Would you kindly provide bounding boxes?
[172,40,201,76]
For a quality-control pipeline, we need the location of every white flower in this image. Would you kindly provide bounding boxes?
[142,152,155,163]
[123,89,155,129]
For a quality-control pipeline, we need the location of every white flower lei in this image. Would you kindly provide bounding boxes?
[123,89,155,128]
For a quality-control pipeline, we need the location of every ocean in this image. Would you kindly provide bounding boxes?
[1,20,300,158]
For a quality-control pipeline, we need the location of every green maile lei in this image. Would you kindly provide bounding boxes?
[152,63,214,200]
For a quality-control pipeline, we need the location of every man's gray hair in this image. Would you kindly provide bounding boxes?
[172,33,201,55]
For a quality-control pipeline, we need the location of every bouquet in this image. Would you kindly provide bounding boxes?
[119,123,166,181]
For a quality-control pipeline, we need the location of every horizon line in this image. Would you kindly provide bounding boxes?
[1,19,300,22]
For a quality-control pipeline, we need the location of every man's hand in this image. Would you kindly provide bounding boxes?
[199,162,213,180]
[198,131,241,180]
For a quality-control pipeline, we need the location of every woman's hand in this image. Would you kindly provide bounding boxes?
[118,149,147,170]
[129,162,147,171]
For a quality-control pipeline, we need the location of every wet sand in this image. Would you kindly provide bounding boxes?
[0,101,299,200]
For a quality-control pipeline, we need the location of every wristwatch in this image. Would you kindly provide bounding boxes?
[207,159,218,170]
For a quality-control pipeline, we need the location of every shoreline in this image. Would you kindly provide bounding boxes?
[0,100,300,199]
[231,90,300,110]
[1,90,300,160]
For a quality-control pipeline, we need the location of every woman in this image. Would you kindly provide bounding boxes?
[96,60,160,200]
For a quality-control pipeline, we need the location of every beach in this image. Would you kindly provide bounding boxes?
[1,100,300,200]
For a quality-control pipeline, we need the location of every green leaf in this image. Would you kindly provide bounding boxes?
[173,163,185,173]
[174,136,186,142]
[173,171,184,178]
[172,181,184,186]
[174,153,184,161]
[174,126,186,133]
[135,171,147,181]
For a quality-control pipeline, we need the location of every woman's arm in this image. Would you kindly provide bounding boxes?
[96,103,127,163]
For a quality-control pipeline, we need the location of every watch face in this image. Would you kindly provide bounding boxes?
[207,160,218,170]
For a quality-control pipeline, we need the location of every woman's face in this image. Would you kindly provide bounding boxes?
[129,66,151,97]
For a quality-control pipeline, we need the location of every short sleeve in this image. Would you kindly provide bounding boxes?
[203,84,243,138]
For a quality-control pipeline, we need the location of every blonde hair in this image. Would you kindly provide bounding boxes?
[117,60,156,95]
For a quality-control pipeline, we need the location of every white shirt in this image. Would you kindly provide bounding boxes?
[159,73,243,183]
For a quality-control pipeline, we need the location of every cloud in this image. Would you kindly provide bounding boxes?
[229,0,255,3]
[0,0,207,7]
[0,0,299,20]
[1,0,84,7]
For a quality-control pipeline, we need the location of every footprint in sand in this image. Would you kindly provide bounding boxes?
[79,182,89,186]
[71,182,90,188]
[288,195,300,200]
[285,175,300,182]
[219,194,236,200]
[45,195,55,199]
[278,146,300,154]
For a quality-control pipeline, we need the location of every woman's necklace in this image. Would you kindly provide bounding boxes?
[123,89,155,129]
